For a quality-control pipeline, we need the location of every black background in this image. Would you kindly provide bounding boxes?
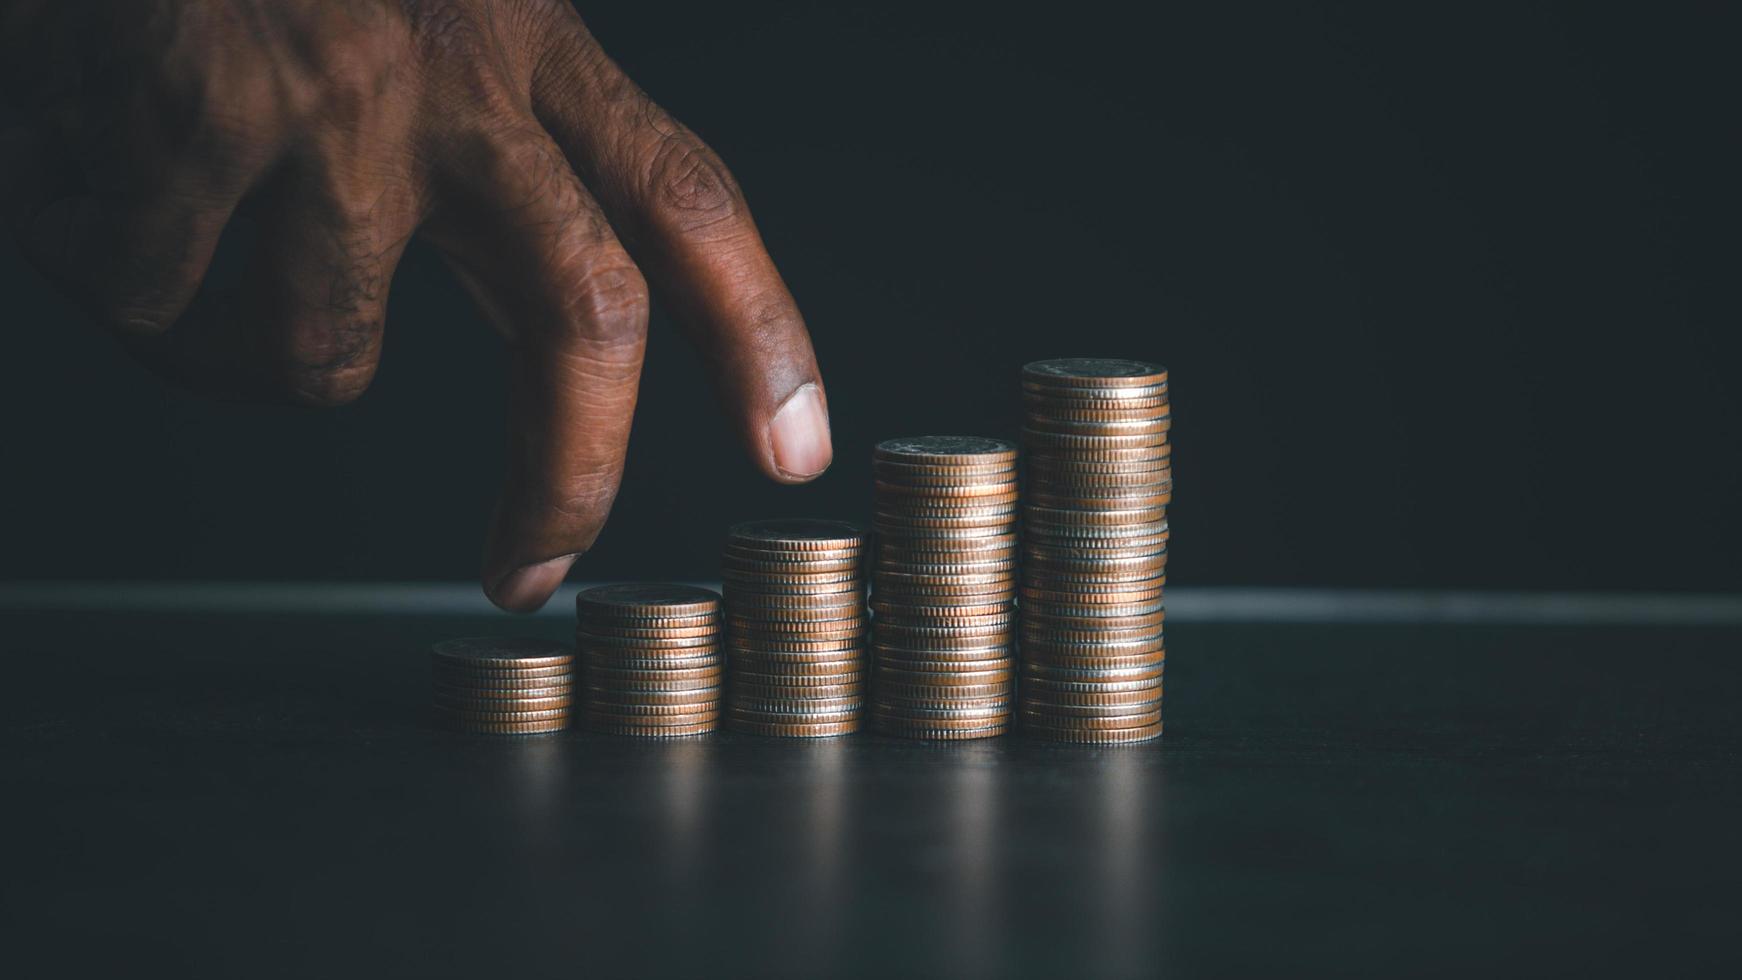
[1,1,1735,591]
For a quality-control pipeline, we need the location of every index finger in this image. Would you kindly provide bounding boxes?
[530,10,832,483]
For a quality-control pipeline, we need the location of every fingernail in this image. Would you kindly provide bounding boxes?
[768,382,832,480]
[489,555,576,614]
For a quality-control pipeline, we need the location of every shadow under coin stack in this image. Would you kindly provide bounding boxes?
[1019,358,1171,743]
[575,584,723,737]
[870,436,1020,739]
[722,519,868,736]
[430,637,573,734]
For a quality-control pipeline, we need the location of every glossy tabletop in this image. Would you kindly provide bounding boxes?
[3,611,1738,976]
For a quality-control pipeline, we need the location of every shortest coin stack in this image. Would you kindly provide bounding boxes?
[722,519,868,737]
[576,584,723,737]
[431,636,574,734]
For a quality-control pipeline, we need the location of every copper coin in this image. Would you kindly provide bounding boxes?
[1019,705,1161,729]
[726,589,865,610]
[583,684,720,704]
[874,481,1018,502]
[726,517,865,548]
[728,612,868,631]
[433,706,571,723]
[1023,659,1165,682]
[1022,358,1166,387]
[875,724,1007,741]
[1023,528,1170,550]
[731,667,865,685]
[575,622,723,640]
[874,556,1017,576]
[584,662,721,682]
[1022,720,1162,743]
[1022,571,1167,592]
[433,692,573,713]
[579,655,722,675]
[727,698,862,718]
[729,638,866,656]
[1024,633,1163,654]
[1025,412,1172,434]
[723,570,865,587]
[722,553,863,574]
[1020,627,1164,649]
[1021,675,1162,695]
[1024,551,1168,573]
[1021,648,1167,670]
[1024,503,1168,525]
[1023,403,1170,423]
[729,633,865,651]
[1026,378,1169,398]
[575,583,720,619]
[1026,446,1172,469]
[1020,584,1165,606]
[583,705,720,725]
[875,469,1018,488]
[879,529,1018,550]
[728,655,865,676]
[873,649,1014,671]
[1028,488,1173,510]
[585,719,718,738]
[576,630,719,648]
[431,666,574,686]
[871,630,1014,651]
[430,637,571,670]
[875,582,1017,602]
[440,717,570,735]
[874,512,1019,531]
[876,492,1021,513]
[578,645,721,664]
[1020,605,1166,628]
[873,435,1018,464]
[872,615,1014,637]
[872,710,1010,733]
[727,718,860,738]
[874,665,1014,686]
[431,682,572,701]
[1025,441,1173,462]
[876,682,1012,702]
[1023,690,1163,712]
[1026,467,1172,489]
[1023,428,1168,450]
[729,681,863,701]
[870,599,1014,622]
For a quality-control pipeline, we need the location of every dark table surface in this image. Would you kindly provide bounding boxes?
[3,610,1739,977]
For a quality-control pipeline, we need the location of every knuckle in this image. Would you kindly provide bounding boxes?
[643,128,744,233]
[283,317,381,407]
[551,257,649,347]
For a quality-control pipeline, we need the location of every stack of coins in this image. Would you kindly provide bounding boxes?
[575,584,722,737]
[722,519,868,737]
[870,436,1019,739]
[1019,358,1171,743]
[430,637,573,734]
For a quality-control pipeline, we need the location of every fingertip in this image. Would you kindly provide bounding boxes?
[767,381,832,482]
[486,554,577,614]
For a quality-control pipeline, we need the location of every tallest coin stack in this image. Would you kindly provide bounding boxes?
[1018,358,1171,743]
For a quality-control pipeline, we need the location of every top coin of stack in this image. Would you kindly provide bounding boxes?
[1019,358,1170,743]
[575,584,723,737]
[430,636,573,734]
[722,518,868,737]
[870,436,1019,740]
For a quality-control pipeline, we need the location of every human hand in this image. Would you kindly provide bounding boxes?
[0,0,832,611]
